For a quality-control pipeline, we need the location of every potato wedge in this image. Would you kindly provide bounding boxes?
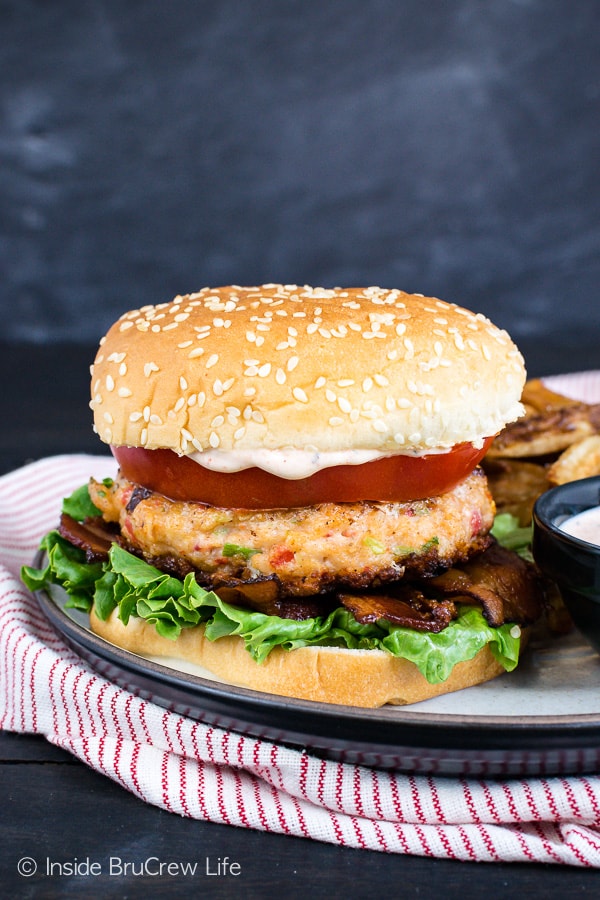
[487,403,600,458]
[547,435,600,485]
[482,458,550,525]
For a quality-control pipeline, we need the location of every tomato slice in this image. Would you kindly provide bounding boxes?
[111,439,493,509]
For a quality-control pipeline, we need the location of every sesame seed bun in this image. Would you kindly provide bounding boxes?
[90,285,526,457]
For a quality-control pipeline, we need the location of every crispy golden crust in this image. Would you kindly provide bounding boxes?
[90,285,525,456]
[90,608,516,708]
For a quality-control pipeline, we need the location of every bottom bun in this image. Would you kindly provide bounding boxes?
[90,608,523,707]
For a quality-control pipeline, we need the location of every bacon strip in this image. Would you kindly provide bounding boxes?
[58,514,117,563]
[339,590,456,633]
[427,541,544,627]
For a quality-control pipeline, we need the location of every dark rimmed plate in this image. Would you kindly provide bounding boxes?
[29,371,600,777]
[34,563,600,778]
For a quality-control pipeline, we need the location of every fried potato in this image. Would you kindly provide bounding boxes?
[482,458,550,525]
[547,435,600,486]
[520,379,582,414]
[488,377,600,459]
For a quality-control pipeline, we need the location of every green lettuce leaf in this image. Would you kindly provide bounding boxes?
[61,482,104,520]
[491,513,534,561]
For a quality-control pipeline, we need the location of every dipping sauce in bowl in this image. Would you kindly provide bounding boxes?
[533,476,600,656]
[560,507,600,546]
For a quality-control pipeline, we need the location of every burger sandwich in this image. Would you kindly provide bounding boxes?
[23,285,545,707]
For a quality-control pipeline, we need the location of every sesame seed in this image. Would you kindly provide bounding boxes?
[258,363,271,377]
[276,368,286,385]
[206,353,219,368]
[329,416,343,426]
[117,387,132,398]
[105,375,115,391]
[362,377,373,392]
[144,362,159,377]
[314,376,326,389]
[293,387,309,403]
[150,414,163,425]
[287,356,299,372]
[188,347,204,359]
[129,411,143,422]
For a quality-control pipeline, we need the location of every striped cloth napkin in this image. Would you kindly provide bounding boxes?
[2,454,600,866]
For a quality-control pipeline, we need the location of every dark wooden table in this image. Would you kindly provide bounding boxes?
[2,340,600,897]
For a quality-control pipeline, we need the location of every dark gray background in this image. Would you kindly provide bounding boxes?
[1,0,599,373]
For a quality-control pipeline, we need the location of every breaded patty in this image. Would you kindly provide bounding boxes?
[89,468,495,597]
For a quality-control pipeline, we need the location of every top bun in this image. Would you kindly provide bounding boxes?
[90,285,525,456]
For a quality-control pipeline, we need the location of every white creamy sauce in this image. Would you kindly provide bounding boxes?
[188,445,451,479]
[560,506,600,546]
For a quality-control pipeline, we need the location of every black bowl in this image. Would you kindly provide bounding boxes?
[533,476,600,654]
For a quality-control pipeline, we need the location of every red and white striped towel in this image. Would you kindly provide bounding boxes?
[2,454,600,866]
